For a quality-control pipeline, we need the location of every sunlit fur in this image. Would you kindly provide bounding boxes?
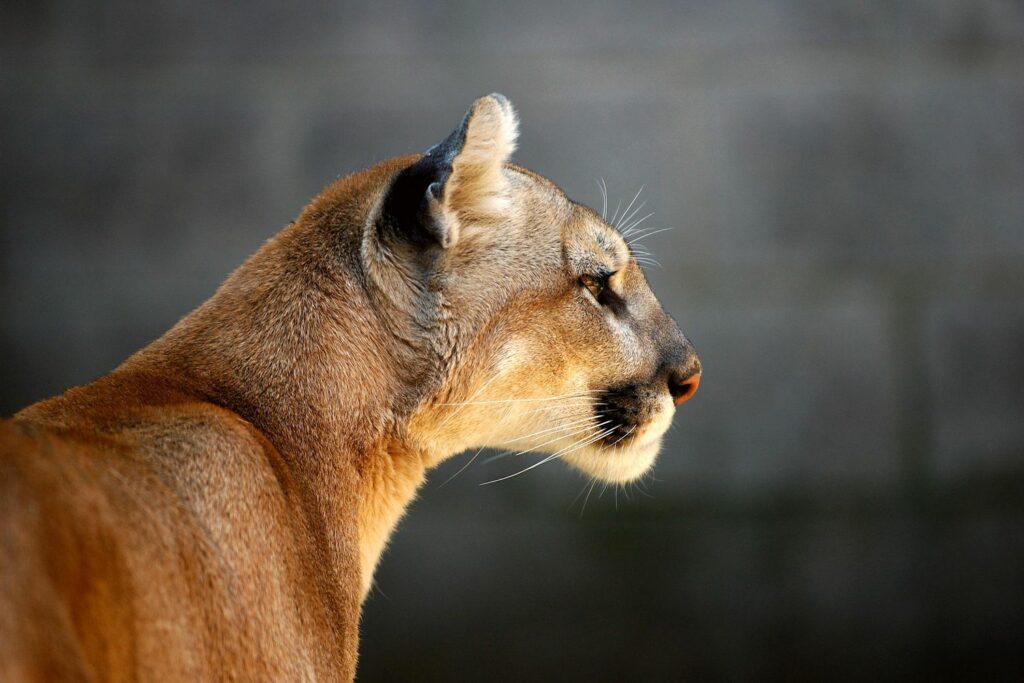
[411,194,683,483]
[0,95,697,681]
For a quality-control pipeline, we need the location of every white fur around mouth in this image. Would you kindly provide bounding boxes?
[558,428,665,484]
[611,419,668,451]
[626,434,661,451]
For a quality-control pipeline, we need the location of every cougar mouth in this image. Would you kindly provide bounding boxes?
[593,383,660,448]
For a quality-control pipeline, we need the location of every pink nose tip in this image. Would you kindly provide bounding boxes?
[669,370,701,406]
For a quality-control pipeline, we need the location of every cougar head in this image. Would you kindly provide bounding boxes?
[367,94,701,484]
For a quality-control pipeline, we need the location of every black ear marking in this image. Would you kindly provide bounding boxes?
[379,111,471,249]
[377,93,518,251]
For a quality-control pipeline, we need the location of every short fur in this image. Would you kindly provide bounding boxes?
[0,95,700,681]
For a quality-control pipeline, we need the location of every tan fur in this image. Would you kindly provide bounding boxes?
[0,95,699,681]
[445,94,519,221]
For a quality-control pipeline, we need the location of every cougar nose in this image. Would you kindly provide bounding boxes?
[668,359,702,406]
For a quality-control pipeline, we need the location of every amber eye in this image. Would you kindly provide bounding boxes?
[580,273,609,301]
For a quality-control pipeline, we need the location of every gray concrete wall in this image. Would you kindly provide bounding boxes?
[2,1,1022,680]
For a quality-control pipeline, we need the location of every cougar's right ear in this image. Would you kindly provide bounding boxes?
[379,93,519,250]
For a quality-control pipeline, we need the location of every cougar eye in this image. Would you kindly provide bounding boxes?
[580,273,611,302]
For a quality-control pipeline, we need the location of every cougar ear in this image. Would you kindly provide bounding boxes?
[380,93,519,249]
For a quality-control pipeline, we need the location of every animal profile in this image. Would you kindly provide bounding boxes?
[0,94,700,681]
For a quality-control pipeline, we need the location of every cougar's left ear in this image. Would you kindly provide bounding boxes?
[380,93,519,249]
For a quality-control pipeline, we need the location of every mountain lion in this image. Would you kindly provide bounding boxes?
[0,94,701,681]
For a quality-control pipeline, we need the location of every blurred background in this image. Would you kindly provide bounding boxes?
[2,1,1023,680]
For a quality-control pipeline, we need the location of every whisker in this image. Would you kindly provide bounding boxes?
[520,400,601,416]
[604,425,636,449]
[437,447,484,487]
[480,425,617,485]
[442,390,601,407]
[481,417,606,464]
[597,178,608,220]
[451,370,502,404]
[629,224,676,238]
[570,479,590,508]
[532,425,619,466]
[482,420,607,467]
[609,198,623,227]
[632,478,654,499]
[621,211,655,236]
[496,415,600,447]
[435,372,504,429]
[522,398,600,408]
[618,202,648,235]
[482,420,609,465]
[615,186,644,230]
[480,452,510,466]
[579,478,598,518]
[627,226,674,246]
